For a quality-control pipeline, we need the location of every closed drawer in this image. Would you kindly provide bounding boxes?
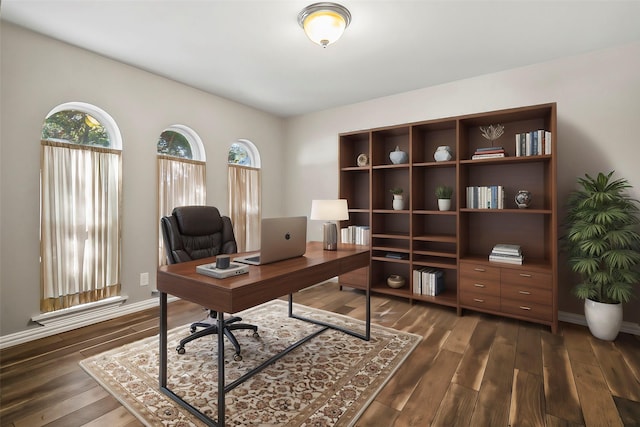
[460,262,500,281]
[501,269,552,290]
[501,298,552,321]
[460,291,500,311]
[501,283,551,305]
[460,277,500,297]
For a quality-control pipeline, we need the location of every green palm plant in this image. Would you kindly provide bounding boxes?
[565,171,640,304]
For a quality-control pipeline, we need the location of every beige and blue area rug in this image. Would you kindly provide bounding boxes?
[80,300,421,426]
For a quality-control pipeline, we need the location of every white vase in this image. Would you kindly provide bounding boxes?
[434,145,453,162]
[389,146,408,164]
[584,298,623,341]
[392,196,404,210]
[438,199,451,211]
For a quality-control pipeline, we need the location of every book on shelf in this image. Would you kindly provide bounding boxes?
[491,243,522,256]
[489,254,524,265]
[475,146,504,152]
[515,130,552,157]
[466,185,504,209]
[412,268,445,296]
[341,225,370,245]
[489,243,523,264]
[472,151,505,159]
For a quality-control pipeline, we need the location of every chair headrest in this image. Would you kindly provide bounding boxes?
[173,206,224,236]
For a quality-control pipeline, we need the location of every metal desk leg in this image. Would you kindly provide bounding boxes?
[217,311,225,427]
[159,292,167,387]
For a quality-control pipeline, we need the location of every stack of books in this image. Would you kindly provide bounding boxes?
[341,225,370,245]
[472,146,506,159]
[466,185,504,209]
[412,268,445,296]
[489,244,523,265]
[515,130,552,157]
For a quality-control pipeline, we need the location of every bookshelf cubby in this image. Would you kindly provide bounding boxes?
[338,103,558,332]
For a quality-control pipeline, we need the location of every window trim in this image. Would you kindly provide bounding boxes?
[45,101,122,150]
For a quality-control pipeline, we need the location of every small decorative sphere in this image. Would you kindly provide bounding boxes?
[515,190,532,208]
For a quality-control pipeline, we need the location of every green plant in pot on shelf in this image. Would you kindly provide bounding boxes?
[565,171,640,340]
[390,188,404,210]
[435,185,453,211]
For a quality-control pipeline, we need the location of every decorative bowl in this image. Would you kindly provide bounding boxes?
[387,275,405,289]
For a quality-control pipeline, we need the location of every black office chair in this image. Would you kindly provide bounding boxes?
[161,205,259,361]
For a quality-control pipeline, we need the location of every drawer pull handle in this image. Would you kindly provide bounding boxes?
[474,283,485,288]
[473,298,485,303]
[519,306,532,311]
[518,291,531,295]
[519,273,532,278]
[474,268,486,272]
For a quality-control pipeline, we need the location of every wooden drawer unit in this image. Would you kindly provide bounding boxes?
[501,297,553,321]
[459,260,555,327]
[460,291,500,311]
[501,269,552,290]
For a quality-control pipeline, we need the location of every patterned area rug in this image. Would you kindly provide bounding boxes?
[80,300,421,426]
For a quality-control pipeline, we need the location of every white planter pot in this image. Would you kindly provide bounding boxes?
[438,199,451,211]
[392,196,404,210]
[584,298,623,341]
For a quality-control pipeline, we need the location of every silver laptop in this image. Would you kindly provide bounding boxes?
[234,216,307,265]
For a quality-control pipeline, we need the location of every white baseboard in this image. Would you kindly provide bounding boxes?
[0,295,178,350]
[559,310,640,336]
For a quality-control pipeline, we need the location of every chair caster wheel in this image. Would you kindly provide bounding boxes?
[233,353,243,361]
[176,346,186,354]
[253,331,260,338]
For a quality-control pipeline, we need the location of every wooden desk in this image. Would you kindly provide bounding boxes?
[157,242,370,426]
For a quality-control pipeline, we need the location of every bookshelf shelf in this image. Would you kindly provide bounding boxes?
[338,103,558,333]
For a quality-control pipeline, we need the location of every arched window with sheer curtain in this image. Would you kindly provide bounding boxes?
[40,102,122,312]
[228,139,261,252]
[157,125,206,265]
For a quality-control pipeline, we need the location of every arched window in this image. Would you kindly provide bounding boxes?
[157,125,206,265]
[40,102,122,312]
[228,139,261,251]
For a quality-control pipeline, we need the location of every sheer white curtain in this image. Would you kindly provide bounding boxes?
[157,155,206,265]
[228,164,261,252]
[40,141,121,312]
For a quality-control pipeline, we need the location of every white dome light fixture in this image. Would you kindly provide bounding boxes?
[298,2,351,48]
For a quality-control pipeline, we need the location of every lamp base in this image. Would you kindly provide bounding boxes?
[322,222,338,251]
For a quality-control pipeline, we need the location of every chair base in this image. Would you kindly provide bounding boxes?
[176,315,259,361]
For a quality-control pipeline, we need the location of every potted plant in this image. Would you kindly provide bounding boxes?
[565,171,640,340]
[390,188,404,210]
[435,185,453,211]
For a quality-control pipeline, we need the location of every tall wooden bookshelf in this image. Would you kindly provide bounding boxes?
[338,103,558,332]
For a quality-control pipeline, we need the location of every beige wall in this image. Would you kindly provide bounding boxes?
[285,41,640,325]
[0,22,286,335]
[2,20,640,337]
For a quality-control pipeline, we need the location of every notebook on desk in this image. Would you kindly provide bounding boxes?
[233,216,307,265]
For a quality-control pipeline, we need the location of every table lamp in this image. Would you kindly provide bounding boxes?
[310,199,349,250]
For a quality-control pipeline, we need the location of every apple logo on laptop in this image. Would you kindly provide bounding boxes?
[285,232,291,240]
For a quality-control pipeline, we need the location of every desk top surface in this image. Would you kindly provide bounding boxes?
[157,241,369,312]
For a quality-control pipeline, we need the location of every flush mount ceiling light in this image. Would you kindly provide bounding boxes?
[298,2,351,48]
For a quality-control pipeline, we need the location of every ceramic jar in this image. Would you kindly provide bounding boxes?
[515,190,532,208]
[434,145,453,162]
[387,275,405,289]
[389,146,408,164]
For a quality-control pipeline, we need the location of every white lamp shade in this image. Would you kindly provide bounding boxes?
[310,199,349,221]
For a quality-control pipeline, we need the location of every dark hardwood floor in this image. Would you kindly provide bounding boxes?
[1,281,639,426]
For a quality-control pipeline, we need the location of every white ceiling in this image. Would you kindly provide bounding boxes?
[3,1,640,117]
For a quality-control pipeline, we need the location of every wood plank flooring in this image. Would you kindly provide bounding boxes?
[1,281,639,426]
